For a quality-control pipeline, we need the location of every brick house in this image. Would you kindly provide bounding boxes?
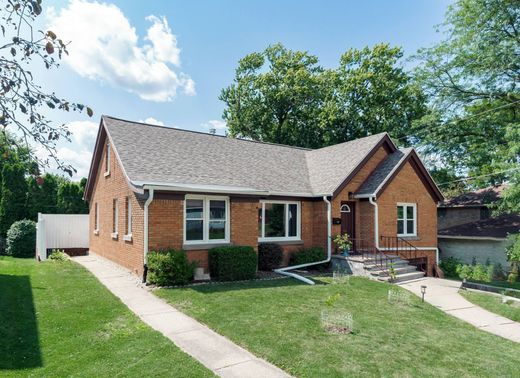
[84,116,444,280]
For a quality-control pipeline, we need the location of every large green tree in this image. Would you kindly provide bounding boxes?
[220,43,327,148]
[220,43,426,148]
[414,0,519,209]
[0,162,28,236]
[57,179,88,214]
[26,173,59,220]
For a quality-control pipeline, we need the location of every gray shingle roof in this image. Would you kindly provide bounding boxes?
[355,148,413,197]
[102,116,390,196]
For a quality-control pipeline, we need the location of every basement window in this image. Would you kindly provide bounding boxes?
[184,195,230,244]
[397,203,416,237]
[258,200,300,242]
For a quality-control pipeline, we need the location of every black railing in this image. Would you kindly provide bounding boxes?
[348,238,395,271]
[380,236,427,272]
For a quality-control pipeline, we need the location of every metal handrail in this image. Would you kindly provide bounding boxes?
[380,235,427,272]
[348,238,394,271]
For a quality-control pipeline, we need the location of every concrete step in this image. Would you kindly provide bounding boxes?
[364,259,409,270]
[370,265,418,277]
[377,271,425,283]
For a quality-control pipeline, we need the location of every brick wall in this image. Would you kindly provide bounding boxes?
[89,138,146,277]
[377,161,438,274]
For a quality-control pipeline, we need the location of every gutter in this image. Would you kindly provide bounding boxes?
[368,196,380,249]
[274,195,332,285]
[142,188,154,283]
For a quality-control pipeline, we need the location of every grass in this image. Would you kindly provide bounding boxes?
[0,257,214,377]
[156,276,520,378]
[460,290,520,322]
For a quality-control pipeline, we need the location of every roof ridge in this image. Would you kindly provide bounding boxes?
[102,115,312,151]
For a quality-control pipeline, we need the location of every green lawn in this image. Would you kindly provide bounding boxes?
[460,290,520,322]
[156,276,520,378]
[0,257,213,377]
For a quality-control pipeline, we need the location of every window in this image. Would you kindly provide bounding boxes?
[104,142,110,176]
[124,196,132,240]
[184,195,229,244]
[94,203,99,234]
[112,198,118,238]
[397,203,416,236]
[258,201,300,241]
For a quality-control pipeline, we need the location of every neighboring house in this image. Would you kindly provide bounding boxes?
[84,116,444,280]
[438,185,519,267]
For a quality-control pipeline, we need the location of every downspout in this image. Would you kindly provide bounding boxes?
[142,188,154,283]
[369,196,379,249]
[274,195,332,285]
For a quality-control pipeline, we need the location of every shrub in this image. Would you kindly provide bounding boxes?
[49,249,68,261]
[439,256,461,278]
[5,220,36,258]
[147,249,197,286]
[208,246,257,281]
[258,243,283,271]
[494,263,506,280]
[289,247,325,266]
[456,264,473,280]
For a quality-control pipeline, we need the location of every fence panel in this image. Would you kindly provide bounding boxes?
[36,213,89,260]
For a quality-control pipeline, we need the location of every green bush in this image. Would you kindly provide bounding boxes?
[456,262,493,282]
[49,249,68,261]
[289,247,325,266]
[258,243,283,271]
[147,249,197,286]
[439,256,461,278]
[456,264,473,280]
[5,220,36,257]
[208,246,257,281]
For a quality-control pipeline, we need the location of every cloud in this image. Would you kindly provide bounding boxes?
[139,117,165,126]
[47,0,195,102]
[202,119,227,134]
[34,120,98,180]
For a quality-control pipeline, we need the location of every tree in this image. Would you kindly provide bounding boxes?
[0,162,28,236]
[26,173,59,220]
[57,180,88,214]
[1,0,93,176]
[325,44,427,145]
[220,43,327,148]
[220,43,427,148]
[413,0,519,208]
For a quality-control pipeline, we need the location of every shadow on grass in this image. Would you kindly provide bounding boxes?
[0,274,42,370]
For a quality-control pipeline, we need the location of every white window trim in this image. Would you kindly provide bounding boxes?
[258,200,301,242]
[112,198,118,239]
[94,202,99,235]
[104,142,111,177]
[124,197,132,240]
[183,195,230,245]
[397,202,417,237]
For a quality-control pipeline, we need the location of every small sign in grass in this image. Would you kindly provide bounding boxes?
[388,289,412,306]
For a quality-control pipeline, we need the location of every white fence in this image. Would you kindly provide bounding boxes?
[36,213,89,261]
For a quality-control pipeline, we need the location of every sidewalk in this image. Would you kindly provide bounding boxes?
[399,277,520,343]
[73,254,290,378]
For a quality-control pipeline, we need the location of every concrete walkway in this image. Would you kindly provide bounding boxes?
[73,254,290,378]
[399,277,520,343]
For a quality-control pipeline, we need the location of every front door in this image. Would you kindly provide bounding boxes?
[340,201,356,239]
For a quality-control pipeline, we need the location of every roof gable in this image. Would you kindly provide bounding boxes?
[355,148,444,202]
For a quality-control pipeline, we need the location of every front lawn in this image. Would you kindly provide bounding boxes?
[156,276,520,377]
[460,290,520,322]
[0,257,213,377]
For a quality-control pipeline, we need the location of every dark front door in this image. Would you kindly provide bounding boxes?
[340,201,356,239]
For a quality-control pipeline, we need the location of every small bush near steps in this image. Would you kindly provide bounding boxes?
[5,219,36,257]
[48,249,69,261]
[147,249,197,286]
[208,246,257,281]
[258,243,283,271]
